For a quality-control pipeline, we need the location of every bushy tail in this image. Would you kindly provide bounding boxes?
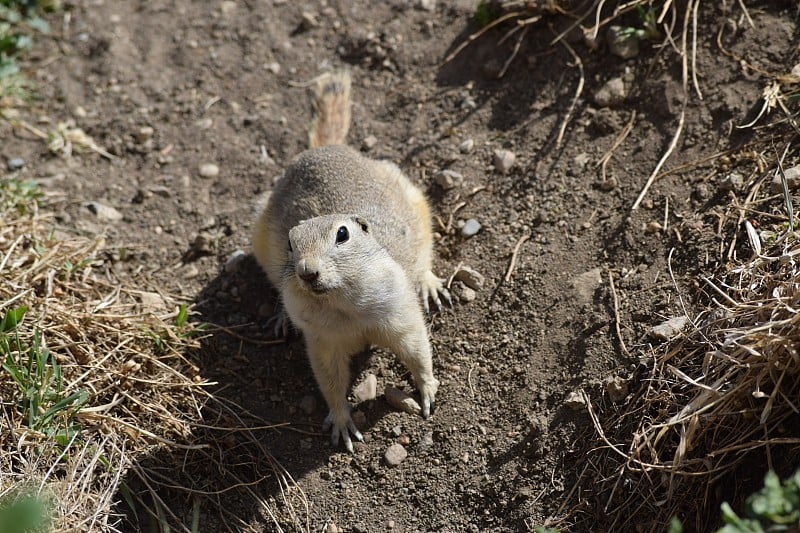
[308,70,352,148]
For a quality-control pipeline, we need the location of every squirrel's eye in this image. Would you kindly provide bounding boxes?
[336,226,349,244]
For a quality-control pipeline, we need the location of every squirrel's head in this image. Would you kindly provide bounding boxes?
[285,214,381,296]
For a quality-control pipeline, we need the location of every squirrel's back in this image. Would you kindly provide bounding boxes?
[253,71,433,287]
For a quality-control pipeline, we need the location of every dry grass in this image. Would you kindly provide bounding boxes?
[551,71,800,533]
[443,1,800,530]
[0,181,306,531]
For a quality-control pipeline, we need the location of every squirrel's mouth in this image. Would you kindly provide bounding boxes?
[299,278,329,295]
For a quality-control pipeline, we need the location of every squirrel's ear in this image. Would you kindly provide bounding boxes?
[353,216,369,233]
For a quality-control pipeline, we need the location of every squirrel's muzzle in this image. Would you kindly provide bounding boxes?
[296,258,321,287]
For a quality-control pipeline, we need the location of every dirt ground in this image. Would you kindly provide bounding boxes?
[3,0,797,531]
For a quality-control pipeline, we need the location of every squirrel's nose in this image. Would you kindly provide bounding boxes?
[297,259,320,283]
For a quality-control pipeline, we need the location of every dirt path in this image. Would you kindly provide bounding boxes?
[4,1,795,530]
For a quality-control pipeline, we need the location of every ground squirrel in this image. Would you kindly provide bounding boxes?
[251,70,449,452]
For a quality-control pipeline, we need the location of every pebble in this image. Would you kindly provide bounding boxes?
[351,410,367,428]
[134,126,154,144]
[298,395,317,415]
[645,221,663,234]
[570,267,602,304]
[224,249,247,274]
[138,291,165,314]
[265,61,281,74]
[455,283,477,303]
[453,265,485,291]
[198,163,219,179]
[324,523,338,533]
[362,135,378,151]
[434,169,463,190]
[564,391,587,411]
[649,316,689,341]
[719,171,744,192]
[593,77,626,107]
[771,164,800,192]
[605,375,629,403]
[607,25,640,59]
[384,443,408,467]
[7,158,25,171]
[418,431,434,450]
[183,265,200,279]
[86,201,123,221]
[418,0,436,11]
[195,117,213,129]
[492,149,515,174]
[461,218,481,237]
[353,373,377,402]
[459,138,474,153]
[598,176,618,191]
[300,11,318,30]
[385,386,421,416]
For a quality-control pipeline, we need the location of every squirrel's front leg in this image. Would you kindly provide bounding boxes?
[306,338,362,452]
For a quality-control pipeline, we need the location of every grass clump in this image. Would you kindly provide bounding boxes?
[0,0,53,101]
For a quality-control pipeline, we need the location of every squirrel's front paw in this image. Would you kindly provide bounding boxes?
[420,271,452,313]
[322,408,363,453]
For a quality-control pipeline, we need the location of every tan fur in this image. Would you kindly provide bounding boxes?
[308,71,351,148]
[251,70,447,452]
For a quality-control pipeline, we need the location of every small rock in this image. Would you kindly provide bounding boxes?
[7,157,25,171]
[300,11,318,30]
[573,152,591,170]
[362,135,378,151]
[387,519,396,530]
[454,282,477,303]
[598,176,618,191]
[571,267,602,304]
[265,61,281,74]
[198,163,219,179]
[138,291,165,314]
[593,77,626,107]
[417,0,436,11]
[649,316,689,341]
[86,202,123,222]
[461,218,481,237]
[385,387,421,416]
[434,169,463,190]
[351,410,367,428]
[183,265,200,279]
[453,265,485,291]
[418,431,434,450]
[324,523,339,533]
[390,425,403,437]
[564,391,586,411]
[384,443,408,467]
[493,149,516,174]
[353,373,377,402]
[224,249,247,274]
[605,375,629,403]
[771,165,800,192]
[607,25,640,59]
[645,221,663,234]
[459,138,474,153]
[195,117,213,129]
[397,435,410,446]
[719,171,744,192]
[220,0,236,15]
[298,395,317,415]
[134,126,154,144]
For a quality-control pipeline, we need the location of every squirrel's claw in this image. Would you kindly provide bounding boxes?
[420,271,451,314]
[323,410,363,453]
[265,308,291,338]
